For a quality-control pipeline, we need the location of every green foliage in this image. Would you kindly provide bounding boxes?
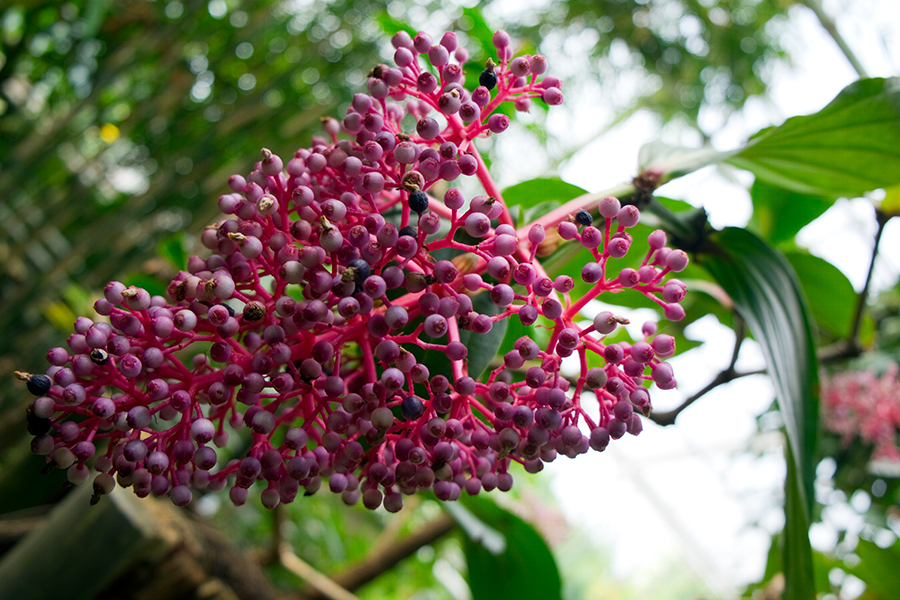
[503,177,588,214]
[699,227,819,600]
[447,495,563,600]
[729,77,900,198]
[747,180,832,246]
[785,252,857,341]
[847,538,900,599]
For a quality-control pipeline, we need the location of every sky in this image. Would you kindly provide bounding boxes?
[523,0,900,597]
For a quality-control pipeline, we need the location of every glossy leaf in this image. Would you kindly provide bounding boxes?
[728,77,900,198]
[450,494,563,600]
[502,177,588,212]
[464,292,509,381]
[416,290,508,383]
[748,180,833,245]
[784,444,816,600]
[699,227,818,600]
[785,252,857,340]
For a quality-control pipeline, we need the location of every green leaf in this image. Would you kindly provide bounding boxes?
[784,444,816,600]
[881,183,900,216]
[522,199,561,228]
[728,77,900,198]
[123,273,167,298]
[449,494,563,600]
[157,232,189,271]
[785,252,856,339]
[497,311,537,358]
[748,180,833,245]
[848,538,900,599]
[465,295,509,381]
[501,177,588,212]
[698,227,818,600]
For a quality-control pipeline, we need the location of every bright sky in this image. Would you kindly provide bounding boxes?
[533,0,900,597]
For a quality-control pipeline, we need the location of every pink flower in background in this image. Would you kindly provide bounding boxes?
[822,364,900,463]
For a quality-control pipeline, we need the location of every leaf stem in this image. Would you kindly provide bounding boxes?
[799,0,870,78]
[819,208,889,363]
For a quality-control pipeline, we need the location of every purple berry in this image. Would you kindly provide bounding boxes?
[488,114,509,134]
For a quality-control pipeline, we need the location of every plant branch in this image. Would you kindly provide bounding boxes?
[648,367,767,426]
[288,513,456,600]
[799,0,870,78]
[850,209,888,342]
[279,544,361,600]
[649,317,764,426]
[818,208,889,363]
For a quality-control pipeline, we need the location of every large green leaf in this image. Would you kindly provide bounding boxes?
[848,538,900,599]
[728,77,900,198]
[699,227,818,600]
[501,177,588,212]
[748,180,833,245]
[446,495,562,600]
[785,252,857,340]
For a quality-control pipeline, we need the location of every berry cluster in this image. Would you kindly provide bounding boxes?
[821,364,900,464]
[18,29,687,512]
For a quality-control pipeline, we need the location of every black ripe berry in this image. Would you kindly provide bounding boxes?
[224,304,236,317]
[90,348,110,365]
[479,68,497,91]
[399,225,418,239]
[400,396,425,421]
[26,408,52,437]
[575,210,593,226]
[347,258,371,283]
[26,374,51,396]
[408,190,429,214]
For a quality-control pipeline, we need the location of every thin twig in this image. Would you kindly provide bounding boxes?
[818,208,889,363]
[279,544,361,600]
[289,514,456,600]
[649,317,765,426]
[799,0,870,78]
[648,368,767,426]
[850,209,889,342]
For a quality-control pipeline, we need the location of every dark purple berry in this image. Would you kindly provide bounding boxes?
[26,374,51,396]
[401,396,425,421]
[479,68,497,90]
[575,210,593,226]
[408,190,429,214]
[398,225,418,239]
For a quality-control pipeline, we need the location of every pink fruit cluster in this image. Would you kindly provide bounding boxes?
[19,29,687,511]
[821,364,900,464]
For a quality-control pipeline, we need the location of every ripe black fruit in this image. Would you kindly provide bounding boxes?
[408,190,429,214]
[479,68,497,90]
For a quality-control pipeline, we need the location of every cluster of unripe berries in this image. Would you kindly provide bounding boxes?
[19,28,686,512]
